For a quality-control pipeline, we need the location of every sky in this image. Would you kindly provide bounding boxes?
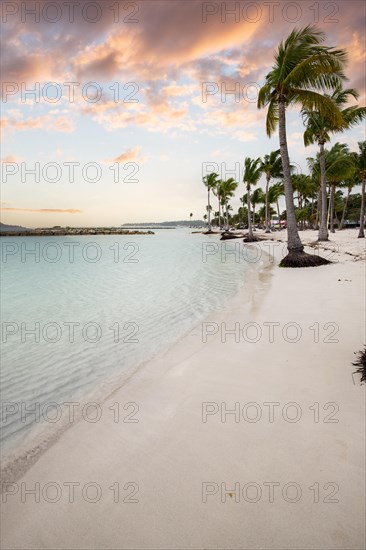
[1,0,365,227]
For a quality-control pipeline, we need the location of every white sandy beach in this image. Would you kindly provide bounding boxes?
[1,229,365,550]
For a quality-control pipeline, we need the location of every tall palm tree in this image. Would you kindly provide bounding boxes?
[260,150,283,232]
[213,180,224,230]
[339,175,356,230]
[258,25,347,266]
[220,178,238,230]
[258,204,275,225]
[292,174,318,229]
[268,182,285,227]
[203,172,219,232]
[251,188,266,226]
[302,86,366,241]
[352,141,366,238]
[324,143,355,232]
[243,157,263,242]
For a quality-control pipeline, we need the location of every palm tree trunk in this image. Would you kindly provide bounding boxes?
[330,185,335,233]
[276,199,281,228]
[299,195,303,231]
[218,199,221,229]
[318,141,329,241]
[339,187,351,230]
[358,177,365,238]
[278,99,303,254]
[207,189,211,231]
[316,189,321,229]
[247,186,253,238]
[265,175,270,232]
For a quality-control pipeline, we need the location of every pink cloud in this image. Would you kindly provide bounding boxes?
[108,146,148,164]
[1,1,364,138]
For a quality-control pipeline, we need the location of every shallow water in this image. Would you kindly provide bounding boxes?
[0,229,262,459]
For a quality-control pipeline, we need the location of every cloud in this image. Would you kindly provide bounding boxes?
[1,208,82,214]
[1,114,75,133]
[1,0,364,141]
[1,155,22,162]
[106,146,148,164]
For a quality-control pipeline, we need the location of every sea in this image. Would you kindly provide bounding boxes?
[0,229,264,472]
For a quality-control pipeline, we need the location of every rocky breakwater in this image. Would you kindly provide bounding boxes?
[0,227,155,236]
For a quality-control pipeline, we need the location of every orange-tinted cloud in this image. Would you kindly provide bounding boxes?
[1,114,75,133]
[1,155,22,163]
[1,1,364,138]
[112,147,142,163]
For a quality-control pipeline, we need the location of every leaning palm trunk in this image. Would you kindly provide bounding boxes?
[318,141,329,241]
[329,185,335,233]
[225,203,229,230]
[276,199,281,228]
[299,195,304,230]
[358,177,365,238]
[246,186,253,239]
[218,199,221,229]
[265,175,270,232]
[207,189,211,231]
[278,100,329,266]
[310,195,314,228]
[339,187,351,230]
[316,189,321,229]
[278,100,303,252]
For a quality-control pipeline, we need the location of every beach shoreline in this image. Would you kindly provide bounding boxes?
[0,239,271,487]
[1,229,365,550]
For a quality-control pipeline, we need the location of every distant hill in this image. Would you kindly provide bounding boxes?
[0,222,29,232]
[122,220,205,228]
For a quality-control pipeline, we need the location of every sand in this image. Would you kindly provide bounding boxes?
[1,229,365,550]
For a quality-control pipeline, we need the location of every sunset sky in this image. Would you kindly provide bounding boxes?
[1,0,365,227]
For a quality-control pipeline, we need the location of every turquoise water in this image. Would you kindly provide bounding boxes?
[0,230,260,460]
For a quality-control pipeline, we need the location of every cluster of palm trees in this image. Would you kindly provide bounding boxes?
[203,141,365,240]
[203,26,366,267]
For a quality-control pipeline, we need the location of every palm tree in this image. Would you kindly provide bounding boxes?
[292,174,318,229]
[251,188,266,226]
[213,180,224,230]
[258,204,275,225]
[227,204,233,226]
[260,150,283,232]
[258,25,347,266]
[268,182,285,227]
[302,86,366,241]
[324,143,355,232]
[189,213,193,227]
[243,157,262,242]
[203,172,219,232]
[352,141,366,238]
[339,175,356,230]
[220,178,238,230]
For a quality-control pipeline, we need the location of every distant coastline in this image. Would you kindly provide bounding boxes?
[0,225,154,236]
